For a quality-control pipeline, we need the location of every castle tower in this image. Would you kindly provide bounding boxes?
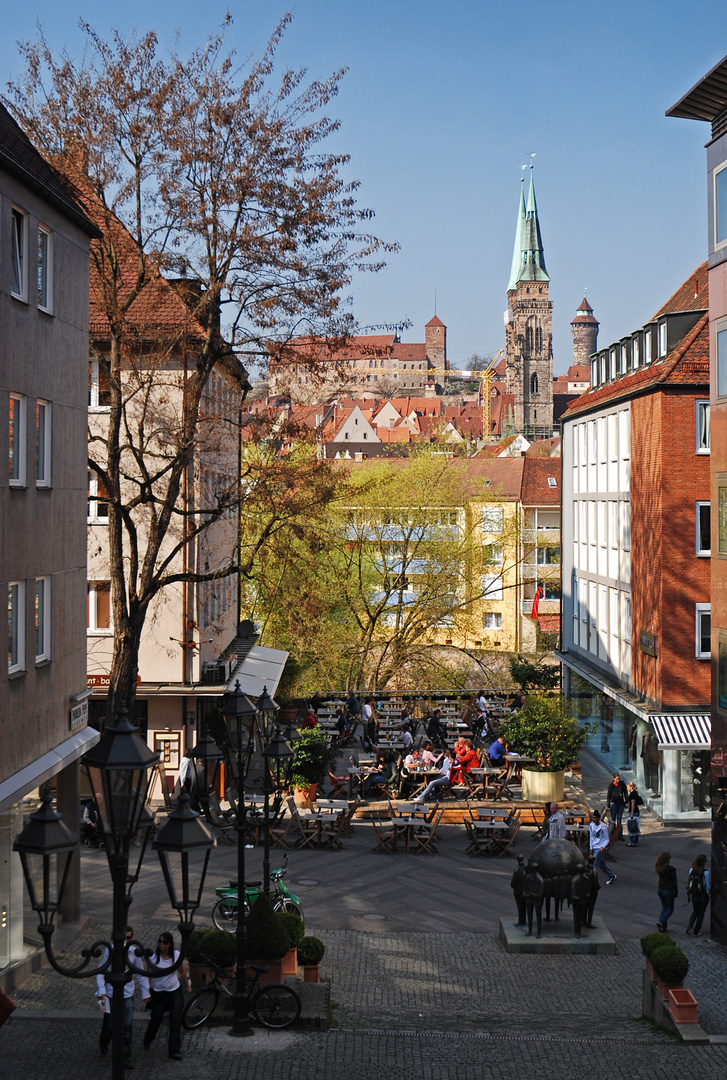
[425,315,447,371]
[570,297,599,366]
[504,172,553,437]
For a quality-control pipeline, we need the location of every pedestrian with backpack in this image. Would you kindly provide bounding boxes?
[626,781,644,846]
[686,853,710,936]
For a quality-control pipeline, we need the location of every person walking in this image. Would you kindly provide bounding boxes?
[606,772,628,838]
[143,932,190,1061]
[626,781,644,847]
[96,926,149,1066]
[686,853,710,936]
[655,851,678,932]
[589,810,616,885]
[543,802,566,840]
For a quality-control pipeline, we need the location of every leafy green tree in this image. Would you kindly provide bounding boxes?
[500,696,595,773]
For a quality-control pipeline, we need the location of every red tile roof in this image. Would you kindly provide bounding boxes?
[426,315,446,327]
[520,457,561,505]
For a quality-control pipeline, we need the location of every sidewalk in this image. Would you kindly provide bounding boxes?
[3,747,727,1079]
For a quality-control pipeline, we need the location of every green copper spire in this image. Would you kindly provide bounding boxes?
[507,170,549,290]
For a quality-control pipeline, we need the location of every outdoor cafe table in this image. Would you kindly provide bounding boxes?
[298,801,349,847]
[399,768,440,798]
[498,754,535,799]
[388,804,430,853]
[467,766,504,799]
[347,764,377,797]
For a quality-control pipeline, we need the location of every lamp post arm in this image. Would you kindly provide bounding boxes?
[34,927,113,980]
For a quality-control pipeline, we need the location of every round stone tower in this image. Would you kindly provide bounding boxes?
[570,297,599,366]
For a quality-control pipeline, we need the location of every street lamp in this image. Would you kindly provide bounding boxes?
[255,689,294,894]
[190,730,223,815]
[14,704,212,1080]
[219,680,258,1037]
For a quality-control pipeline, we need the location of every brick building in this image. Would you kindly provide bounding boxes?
[559,264,710,822]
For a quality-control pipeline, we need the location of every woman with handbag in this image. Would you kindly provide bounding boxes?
[626,781,643,847]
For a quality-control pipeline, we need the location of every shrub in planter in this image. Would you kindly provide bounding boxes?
[186,929,206,965]
[246,893,289,962]
[198,929,237,969]
[276,911,305,951]
[298,935,326,966]
[290,730,337,791]
[500,696,596,773]
[640,932,675,958]
[651,944,689,985]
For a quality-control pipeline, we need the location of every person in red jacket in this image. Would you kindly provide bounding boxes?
[452,738,478,783]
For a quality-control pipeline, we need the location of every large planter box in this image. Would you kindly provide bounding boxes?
[247,960,284,986]
[521,769,564,803]
[302,964,320,983]
[668,987,698,1024]
[282,948,298,977]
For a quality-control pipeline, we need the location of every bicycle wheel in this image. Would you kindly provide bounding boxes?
[273,898,303,918]
[212,896,238,933]
[253,984,301,1030]
[182,986,219,1029]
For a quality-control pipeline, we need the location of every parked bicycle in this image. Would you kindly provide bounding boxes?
[182,956,301,1030]
[212,855,303,932]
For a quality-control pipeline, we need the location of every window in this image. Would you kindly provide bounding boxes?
[37,226,52,312]
[11,207,27,300]
[483,612,502,630]
[537,546,560,565]
[624,595,632,643]
[644,330,652,365]
[696,604,711,659]
[719,324,727,400]
[720,486,727,555]
[88,360,111,408]
[622,501,631,551]
[547,476,557,488]
[696,401,710,454]
[610,348,617,379]
[8,581,25,673]
[35,576,50,662]
[88,471,109,521]
[591,358,598,386]
[481,507,503,533]
[36,400,51,487]
[542,580,561,601]
[482,543,503,566]
[620,344,627,374]
[481,574,503,600]
[632,336,640,369]
[659,321,667,358]
[715,161,727,249]
[697,502,711,556]
[88,581,112,632]
[9,393,26,486]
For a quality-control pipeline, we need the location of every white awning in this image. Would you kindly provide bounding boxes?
[649,714,711,750]
[226,644,289,699]
[0,726,101,814]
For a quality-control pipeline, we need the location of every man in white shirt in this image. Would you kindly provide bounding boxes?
[399,726,413,750]
[589,810,616,885]
[96,925,150,1065]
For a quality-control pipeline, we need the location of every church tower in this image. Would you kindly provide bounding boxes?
[504,171,553,437]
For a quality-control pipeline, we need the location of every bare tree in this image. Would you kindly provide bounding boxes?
[6,16,395,715]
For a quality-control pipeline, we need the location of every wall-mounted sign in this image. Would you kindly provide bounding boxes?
[70,700,88,731]
[87,674,141,688]
[639,630,657,657]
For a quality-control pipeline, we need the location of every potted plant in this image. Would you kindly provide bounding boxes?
[291,730,336,804]
[276,911,305,977]
[500,696,595,802]
[246,893,289,984]
[298,935,326,983]
[667,986,698,1024]
[650,943,689,1000]
[197,929,237,985]
[640,931,675,980]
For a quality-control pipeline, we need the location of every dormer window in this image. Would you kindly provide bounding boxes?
[659,321,667,357]
[645,330,652,365]
[632,336,640,369]
[610,348,617,379]
[621,344,628,373]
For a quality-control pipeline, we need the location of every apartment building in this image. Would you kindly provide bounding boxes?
[559,265,710,822]
[0,104,100,980]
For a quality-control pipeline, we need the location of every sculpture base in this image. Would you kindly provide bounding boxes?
[500,917,616,955]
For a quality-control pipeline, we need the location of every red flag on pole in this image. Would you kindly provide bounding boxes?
[531,585,544,621]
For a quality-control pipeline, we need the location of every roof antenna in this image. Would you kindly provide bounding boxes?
[434,289,437,316]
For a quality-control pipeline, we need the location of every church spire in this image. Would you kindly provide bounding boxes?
[507,170,549,291]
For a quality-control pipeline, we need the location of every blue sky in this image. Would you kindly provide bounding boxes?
[1,1,722,373]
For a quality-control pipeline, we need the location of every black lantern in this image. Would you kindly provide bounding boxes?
[190,730,223,794]
[220,680,257,756]
[263,731,295,789]
[256,685,279,741]
[126,804,157,892]
[13,790,76,931]
[82,705,159,854]
[153,793,213,925]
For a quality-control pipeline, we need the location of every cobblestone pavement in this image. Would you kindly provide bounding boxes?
[4,749,727,1078]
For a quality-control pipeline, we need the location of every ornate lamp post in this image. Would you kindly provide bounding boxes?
[14,706,212,1080]
[219,680,258,1036]
[255,687,294,893]
[190,729,223,816]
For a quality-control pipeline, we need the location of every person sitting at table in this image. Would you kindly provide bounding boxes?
[301,708,318,730]
[488,735,508,764]
[364,750,397,795]
[413,749,454,803]
[399,725,414,751]
[451,738,478,783]
[309,691,324,715]
[420,742,443,769]
[346,689,361,722]
[426,709,446,747]
[336,707,351,740]
[362,712,380,750]
[403,748,421,773]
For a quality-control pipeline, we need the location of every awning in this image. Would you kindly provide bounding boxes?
[649,714,711,751]
[0,726,101,815]
[226,644,289,699]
